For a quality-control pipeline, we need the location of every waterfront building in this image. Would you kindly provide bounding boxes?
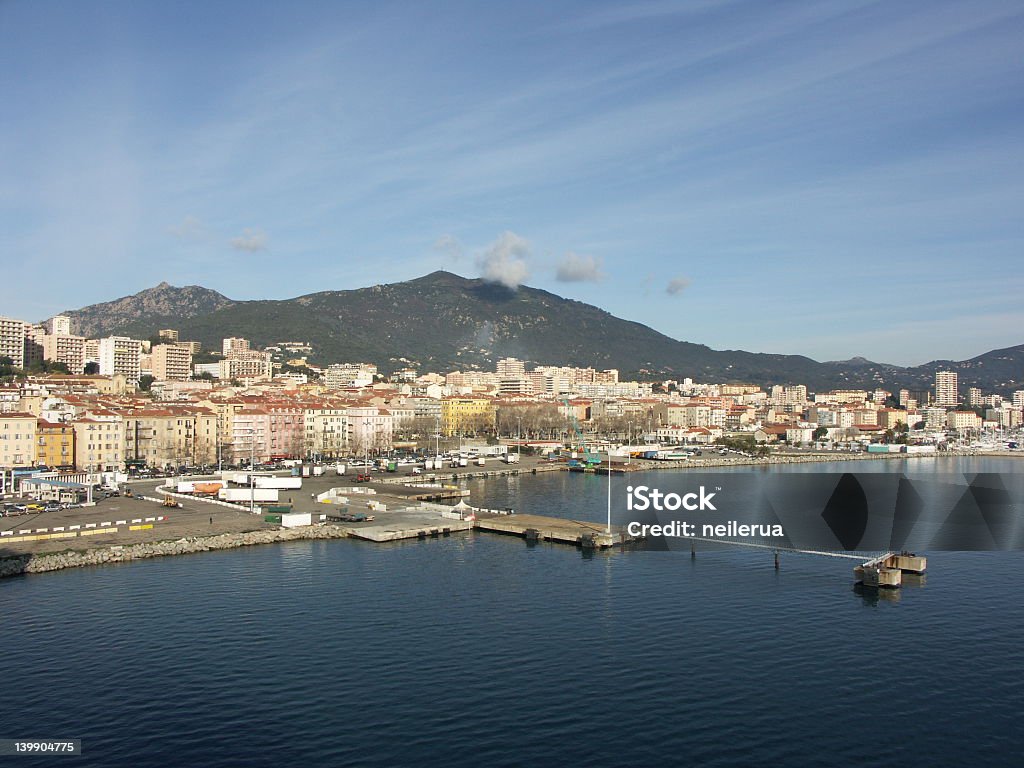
[935,370,958,407]
[441,396,496,436]
[36,419,76,468]
[71,416,124,472]
[0,412,37,468]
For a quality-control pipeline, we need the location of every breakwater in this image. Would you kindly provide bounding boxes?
[0,525,353,578]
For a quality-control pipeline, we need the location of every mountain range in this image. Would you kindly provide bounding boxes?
[59,271,1023,394]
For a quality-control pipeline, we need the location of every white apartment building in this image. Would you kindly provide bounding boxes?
[222,337,250,355]
[935,371,958,407]
[98,336,143,384]
[219,351,273,381]
[46,315,73,336]
[0,316,26,366]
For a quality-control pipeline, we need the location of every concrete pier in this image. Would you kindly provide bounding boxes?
[473,513,636,548]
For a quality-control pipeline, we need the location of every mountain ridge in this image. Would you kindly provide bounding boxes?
[57,272,1023,393]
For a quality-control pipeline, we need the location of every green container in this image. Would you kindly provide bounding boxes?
[264,514,283,524]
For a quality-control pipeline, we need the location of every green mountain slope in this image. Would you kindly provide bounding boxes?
[63,271,1024,393]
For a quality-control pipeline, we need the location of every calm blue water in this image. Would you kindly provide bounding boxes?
[1,458,1022,767]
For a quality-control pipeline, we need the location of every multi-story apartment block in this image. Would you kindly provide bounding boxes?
[0,412,37,467]
[222,337,250,355]
[441,396,496,436]
[123,408,217,468]
[45,315,73,336]
[0,316,27,366]
[967,387,983,407]
[219,351,273,381]
[935,371,958,407]
[946,410,981,432]
[346,407,394,454]
[23,324,45,368]
[36,419,76,468]
[151,343,193,381]
[98,336,143,385]
[496,357,526,379]
[41,333,86,374]
[324,363,376,388]
[158,329,179,342]
[71,417,123,471]
[304,404,349,458]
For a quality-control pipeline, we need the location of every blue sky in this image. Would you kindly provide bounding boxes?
[2,0,1022,366]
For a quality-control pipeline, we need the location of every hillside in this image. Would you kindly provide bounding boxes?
[59,272,1023,392]
[63,282,235,339]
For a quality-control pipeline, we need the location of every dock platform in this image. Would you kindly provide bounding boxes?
[339,508,474,542]
[473,513,636,548]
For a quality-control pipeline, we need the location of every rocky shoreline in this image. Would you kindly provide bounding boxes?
[0,525,354,579]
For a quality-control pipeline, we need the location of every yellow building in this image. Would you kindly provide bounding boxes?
[0,412,38,468]
[441,396,496,436]
[36,419,76,469]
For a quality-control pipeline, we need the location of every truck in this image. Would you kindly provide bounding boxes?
[254,476,303,490]
[459,457,469,467]
[313,465,325,477]
[476,457,486,466]
[219,487,279,503]
[502,452,520,464]
[335,463,346,475]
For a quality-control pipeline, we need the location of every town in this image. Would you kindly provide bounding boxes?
[0,312,1022,500]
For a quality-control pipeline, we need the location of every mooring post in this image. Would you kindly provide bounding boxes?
[774,551,779,570]
[691,541,696,559]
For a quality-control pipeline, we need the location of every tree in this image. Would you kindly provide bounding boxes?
[84,361,100,375]
[138,374,156,391]
[194,370,214,381]
[812,426,828,441]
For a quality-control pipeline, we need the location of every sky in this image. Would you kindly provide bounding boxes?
[1,0,1022,366]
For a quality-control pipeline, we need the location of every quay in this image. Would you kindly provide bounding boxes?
[473,512,637,549]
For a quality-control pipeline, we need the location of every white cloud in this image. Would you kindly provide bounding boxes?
[666,276,690,295]
[477,230,531,289]
[231,228,268,252]
[555,252,604,282]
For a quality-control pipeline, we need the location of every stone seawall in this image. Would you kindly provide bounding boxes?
[0,525,353,579]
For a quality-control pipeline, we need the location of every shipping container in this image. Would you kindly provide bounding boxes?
[301,465,312,477]
[254,476,302,490]
[219,487,280,503]
[281,512,313,528]
[176,481,195,493]
[335,463,346,475]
